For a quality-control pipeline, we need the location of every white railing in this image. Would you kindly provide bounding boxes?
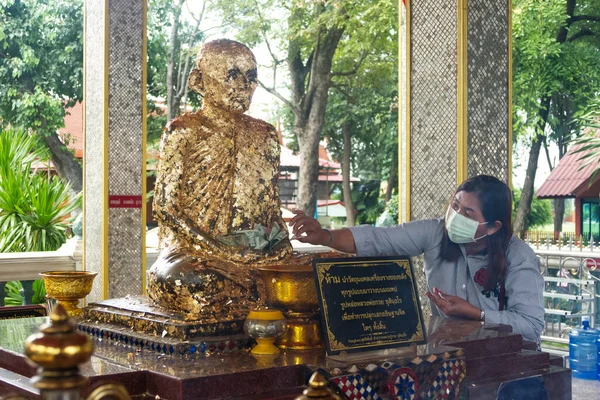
[524,235,600,344]
[0,239,81,282]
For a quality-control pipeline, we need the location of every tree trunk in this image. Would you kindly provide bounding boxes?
[296,123,320,217]
[384,146,398,205]
[553,198,565,237]
[289,21,345,217]
[342,121,355,226]
[40,131,83,194]
[514,134,544,235]
[166,0,184,120]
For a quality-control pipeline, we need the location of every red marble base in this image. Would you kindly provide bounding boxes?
[0,316,571,399]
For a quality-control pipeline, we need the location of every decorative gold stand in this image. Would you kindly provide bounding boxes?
[276,311,323,350]
[40,271,97,317]
[256,253,335,350]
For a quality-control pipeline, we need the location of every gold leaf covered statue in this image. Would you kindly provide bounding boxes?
[148,39,292,320]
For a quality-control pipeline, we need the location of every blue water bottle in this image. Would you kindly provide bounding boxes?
[569,316,598,379]
[597,335,600,381]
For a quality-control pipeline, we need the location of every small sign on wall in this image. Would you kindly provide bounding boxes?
[108,195,143,208]
[313,256,426,355]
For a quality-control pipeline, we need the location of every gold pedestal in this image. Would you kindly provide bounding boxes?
[276,312,323,350]
[257,252,337,350]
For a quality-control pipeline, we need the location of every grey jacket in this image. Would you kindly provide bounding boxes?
[348,219,544,343]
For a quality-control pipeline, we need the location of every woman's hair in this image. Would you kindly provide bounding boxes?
[440,175,513,291]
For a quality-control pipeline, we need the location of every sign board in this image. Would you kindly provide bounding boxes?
[108,195,143,208]
[313,256,426,355]
[0,305,47,320]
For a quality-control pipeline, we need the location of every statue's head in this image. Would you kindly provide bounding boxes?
[189,39,258,113]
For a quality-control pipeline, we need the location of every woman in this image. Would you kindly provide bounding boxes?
[290,175,544,344]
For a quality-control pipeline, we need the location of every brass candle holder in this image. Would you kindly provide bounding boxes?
[256,252,337,350]
[40,271,97,317]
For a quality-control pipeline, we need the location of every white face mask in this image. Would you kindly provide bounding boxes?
[445,207,488,244]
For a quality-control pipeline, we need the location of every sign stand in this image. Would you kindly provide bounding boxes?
[313,256,427,357]
[325,342,417,363]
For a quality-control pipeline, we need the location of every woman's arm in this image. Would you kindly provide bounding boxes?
[289,211,357,253]
[290,211,442,257]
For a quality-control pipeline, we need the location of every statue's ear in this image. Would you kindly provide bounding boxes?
[188,69,203,92]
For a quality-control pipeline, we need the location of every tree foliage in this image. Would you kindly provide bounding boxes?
[571,101,600,182]
[512,0,600,235]
[512,187,552,230]
[212,0,398,216]
[0,0,83,192]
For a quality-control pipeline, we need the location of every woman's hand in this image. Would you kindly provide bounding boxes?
[426,287,482,320]
[289,210,331,245]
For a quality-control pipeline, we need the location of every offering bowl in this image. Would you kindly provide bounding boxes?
[40,271,97,317]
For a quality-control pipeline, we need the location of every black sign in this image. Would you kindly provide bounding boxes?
[313,256,426,355]
[0,305,47,320]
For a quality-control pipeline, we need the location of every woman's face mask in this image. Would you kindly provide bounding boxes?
[445,207,489,244]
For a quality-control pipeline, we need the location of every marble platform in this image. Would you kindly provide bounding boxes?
[0,316,571,399]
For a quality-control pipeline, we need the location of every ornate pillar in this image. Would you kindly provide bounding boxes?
[399,0,511,222]
[399,0,512,312]
[83,0,147,302]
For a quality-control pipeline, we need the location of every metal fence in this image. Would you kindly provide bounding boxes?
[523,232,600,344]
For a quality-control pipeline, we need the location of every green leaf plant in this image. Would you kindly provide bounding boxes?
[0,128,80,306]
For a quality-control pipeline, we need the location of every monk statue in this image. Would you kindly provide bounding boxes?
[147,39,293,321]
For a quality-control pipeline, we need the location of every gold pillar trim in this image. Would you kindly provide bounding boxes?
[82,1,87,276]
[102,0,110,300]
[399,0,411,223]
[141,0,148,294]
[397,0,402,224]
[507,0,513,189]
[457,0,468,185]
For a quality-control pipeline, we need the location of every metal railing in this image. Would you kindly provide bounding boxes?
[523,232,600,344]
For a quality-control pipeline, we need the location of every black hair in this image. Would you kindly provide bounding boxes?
[440,175,513,291]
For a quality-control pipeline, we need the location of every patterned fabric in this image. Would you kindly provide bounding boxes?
[362,366,388,394]
[331,374,380,400]
[424,359,466,399]
[389,368,419,400]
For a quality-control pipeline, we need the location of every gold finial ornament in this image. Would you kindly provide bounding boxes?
[24,304,130,399]
[25,304,92,391]
[295,372,342,400]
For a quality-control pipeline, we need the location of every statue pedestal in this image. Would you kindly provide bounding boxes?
[0,316,571,399]
[78,296,251,356]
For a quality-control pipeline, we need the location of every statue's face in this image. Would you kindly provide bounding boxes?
[199,47,258,113]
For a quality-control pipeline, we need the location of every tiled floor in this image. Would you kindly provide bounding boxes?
[572,377,600,399]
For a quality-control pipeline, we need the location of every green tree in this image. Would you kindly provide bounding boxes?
[513,188,552,231]
[0,0,83,193]
[147,0,206,121]
[0,128,78,306]
[213,0,398,217]
[323,84,398,225]
[0,128,80,252]
[512,0,600,235]
[571,100,600,182]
